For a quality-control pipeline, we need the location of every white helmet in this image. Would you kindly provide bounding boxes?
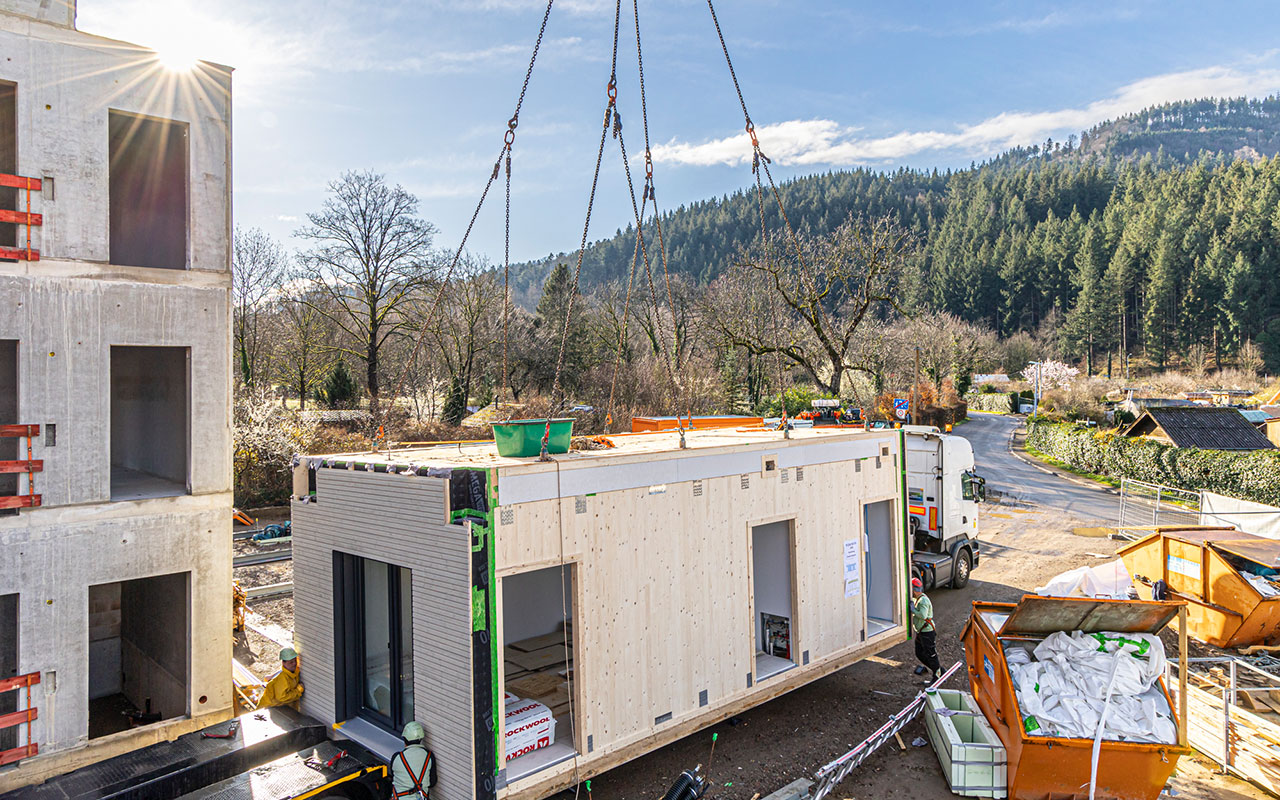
[402,720,425,742]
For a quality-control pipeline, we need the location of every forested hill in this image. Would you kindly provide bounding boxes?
[509,96,1280,368]
[988,96,1280,168]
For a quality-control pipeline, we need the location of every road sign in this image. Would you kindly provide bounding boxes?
[893,398,909,419]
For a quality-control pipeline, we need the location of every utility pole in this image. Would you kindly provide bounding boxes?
[912,347,920,426]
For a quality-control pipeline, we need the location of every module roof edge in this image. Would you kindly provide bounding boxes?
[300,427,889,473]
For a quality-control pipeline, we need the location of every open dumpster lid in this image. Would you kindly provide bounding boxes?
[999,595,1181,637]
[1211,538,1280,569]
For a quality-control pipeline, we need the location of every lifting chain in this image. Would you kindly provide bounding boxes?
[388,0,556,433]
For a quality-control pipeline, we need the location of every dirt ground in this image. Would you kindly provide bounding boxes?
[233,508,296,682]
[230,500,1270,800]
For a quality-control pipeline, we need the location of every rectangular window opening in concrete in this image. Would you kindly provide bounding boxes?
[0,593,17,752]
[110,346,189,500]
[0,81,15,261]
[0,340,16,516]
[752,520,796,681]
[88,573,189,739]
[502,563,578,781]
[108,110,188,269]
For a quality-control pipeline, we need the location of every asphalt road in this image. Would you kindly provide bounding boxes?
[955,412,1123,524]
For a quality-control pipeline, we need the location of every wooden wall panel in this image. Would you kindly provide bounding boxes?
[492,433,905,790]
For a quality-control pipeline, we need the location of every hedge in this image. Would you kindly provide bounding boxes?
[1026,420,1280,506]
[964,392,1016,413]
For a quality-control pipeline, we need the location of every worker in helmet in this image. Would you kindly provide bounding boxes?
[392,720,435,799]
[910,578,941,684]
[256,647,305,710]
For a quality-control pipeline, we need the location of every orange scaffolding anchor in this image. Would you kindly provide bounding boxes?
[0,671,40,766]
[0,424,42,510]
[0,173,42,261]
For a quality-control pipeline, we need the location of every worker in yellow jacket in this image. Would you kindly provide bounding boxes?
[257,647,304,709]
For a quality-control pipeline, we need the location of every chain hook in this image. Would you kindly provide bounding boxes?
[607,78,618,105]
[745,119,759,149]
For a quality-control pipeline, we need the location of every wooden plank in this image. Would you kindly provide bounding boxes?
[509,632,570,653]
[508,672,565,699]
[506,645,569,672]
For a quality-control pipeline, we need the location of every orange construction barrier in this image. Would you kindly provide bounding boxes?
[630,415,763,433]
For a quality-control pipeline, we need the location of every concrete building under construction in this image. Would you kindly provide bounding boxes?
[0,0,234,790]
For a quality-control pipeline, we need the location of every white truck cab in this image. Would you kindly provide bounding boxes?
[903,425,985,590]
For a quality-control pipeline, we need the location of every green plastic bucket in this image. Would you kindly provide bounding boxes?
[491,418,574,458]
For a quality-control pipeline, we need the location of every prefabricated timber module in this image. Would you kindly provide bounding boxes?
[290,426,911,800]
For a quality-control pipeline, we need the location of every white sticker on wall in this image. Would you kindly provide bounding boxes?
[843,539,861,598]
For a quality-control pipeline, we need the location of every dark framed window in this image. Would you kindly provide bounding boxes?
[334,553,414,731]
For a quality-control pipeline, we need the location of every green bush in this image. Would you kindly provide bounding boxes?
[963,392,1016,413]
[1026,421,1280,506]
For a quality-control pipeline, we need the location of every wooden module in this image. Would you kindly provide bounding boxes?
[293,426,910,800]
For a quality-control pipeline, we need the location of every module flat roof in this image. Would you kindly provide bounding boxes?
[302,425,890,472]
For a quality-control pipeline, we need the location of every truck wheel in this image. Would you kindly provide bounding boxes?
[951,548,972,589]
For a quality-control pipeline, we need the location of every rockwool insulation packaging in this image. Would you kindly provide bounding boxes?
[504,696,556,761]
[1004,630,1177,744]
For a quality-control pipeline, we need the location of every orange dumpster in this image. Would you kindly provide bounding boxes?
[961,595,1190,800]
[1117,526,1280,648]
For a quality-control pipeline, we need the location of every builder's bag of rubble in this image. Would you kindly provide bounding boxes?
[961,595,1190,800]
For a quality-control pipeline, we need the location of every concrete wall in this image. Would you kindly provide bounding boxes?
[0,16,232,272]
[0,0,73,28]
[0,6,233,790]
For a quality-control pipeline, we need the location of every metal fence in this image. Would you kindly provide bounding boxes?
[1117,478,1201,540]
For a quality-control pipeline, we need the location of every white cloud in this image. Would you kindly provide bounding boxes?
[276,215,300,222]
[650,62,1280,168]
[352,37,587,75]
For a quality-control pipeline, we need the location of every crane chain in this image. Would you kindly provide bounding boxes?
[387,0,556,432]
[540,0,624,460]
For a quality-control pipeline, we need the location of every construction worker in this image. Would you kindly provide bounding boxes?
[256,647,304,709]
[391,720,435,799]
[910,577,941,684]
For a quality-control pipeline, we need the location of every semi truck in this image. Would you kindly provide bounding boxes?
[904,425,985,590]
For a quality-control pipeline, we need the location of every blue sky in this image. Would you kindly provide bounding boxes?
[79,0,1280,266]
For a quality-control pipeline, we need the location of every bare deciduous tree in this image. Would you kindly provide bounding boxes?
[232,226,287,387]
[416,255,500,412]
[272,277,332,410]
[704,216,915,396]
[295,171,438,403]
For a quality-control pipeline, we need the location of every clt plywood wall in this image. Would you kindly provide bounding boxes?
[493,432,906,795]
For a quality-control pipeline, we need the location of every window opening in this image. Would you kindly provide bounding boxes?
[501,564,577,781]
[0,82,16,261]
[0,594,16,753]
[88,573,189,739]
[110,346,189,500]
[108,111,188,269]
[0,341,16,516]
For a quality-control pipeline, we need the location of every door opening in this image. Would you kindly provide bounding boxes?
[751,520,795,681]
[864,500,896,636]
[501,564,577,781]
[88,573,190,739]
